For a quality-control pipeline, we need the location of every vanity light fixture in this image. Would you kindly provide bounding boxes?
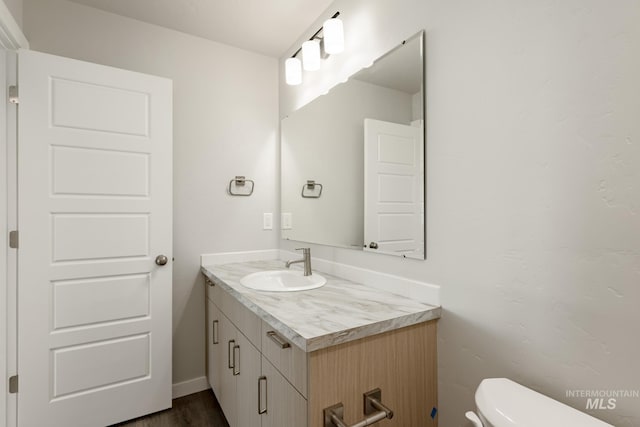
[322,17,344,54]
[285,12,343,86]
[302,39,321,71]
[285,57,302,85]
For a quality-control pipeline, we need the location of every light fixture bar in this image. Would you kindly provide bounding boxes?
[285,11,342,86]
[289,11,340,59]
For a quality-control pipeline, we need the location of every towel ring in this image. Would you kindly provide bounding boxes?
[301,180,323,198]
[228,176,254,196]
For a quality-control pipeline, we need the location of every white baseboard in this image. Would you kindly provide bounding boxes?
[172,376,210,399]
[201,249,279,266]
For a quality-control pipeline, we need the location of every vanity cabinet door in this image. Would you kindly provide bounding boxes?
[218,313,238,427]
[207,300,222,397]
[235,332,262,427]
[261,357,307,427]
[261,321,307,397]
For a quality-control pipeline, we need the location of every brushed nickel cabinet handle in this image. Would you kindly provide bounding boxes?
[233,345,240,376]
[258,376,268,414]
[212,320,219,344]
[267,331,291,349]
[228,339,235,369]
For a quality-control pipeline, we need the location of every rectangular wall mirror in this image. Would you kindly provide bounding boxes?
[281,31,425,259]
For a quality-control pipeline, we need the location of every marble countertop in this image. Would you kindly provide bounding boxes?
[201,260,441,352]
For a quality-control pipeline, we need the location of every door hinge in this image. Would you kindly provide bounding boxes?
[9,375,18,393]
[9,230,18,249]
[8,85,18,104]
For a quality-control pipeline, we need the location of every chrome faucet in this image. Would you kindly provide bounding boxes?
[285,248,312,276]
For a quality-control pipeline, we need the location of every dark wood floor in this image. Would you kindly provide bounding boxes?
[112,390,230,427]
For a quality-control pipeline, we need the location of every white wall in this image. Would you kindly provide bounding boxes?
[282,79,412,248]
[23,0,279,386]
[281,1,640,426]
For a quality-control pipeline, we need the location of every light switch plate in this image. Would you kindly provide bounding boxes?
[263,213,273,230]
[281,213,292,230]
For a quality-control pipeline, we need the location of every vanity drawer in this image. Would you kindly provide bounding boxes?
[261,321,307,398]
[205,276,222,305]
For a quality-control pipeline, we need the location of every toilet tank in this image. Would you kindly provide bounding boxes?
[475,378,614,427]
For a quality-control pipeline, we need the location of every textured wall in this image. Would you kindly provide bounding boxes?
[24,0,279,385]
[280,1,640,425]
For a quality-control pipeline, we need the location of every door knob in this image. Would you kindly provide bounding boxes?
[155,255,168,266]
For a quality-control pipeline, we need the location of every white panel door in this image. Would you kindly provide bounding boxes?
[364,118,423,257]
[17,49,172,427]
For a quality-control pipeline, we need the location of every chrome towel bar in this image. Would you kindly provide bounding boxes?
[323,388,393,427]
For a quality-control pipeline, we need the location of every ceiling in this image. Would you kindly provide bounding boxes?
[67,0,336,57]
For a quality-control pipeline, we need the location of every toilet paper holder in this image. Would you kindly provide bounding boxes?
[323,388,394,427]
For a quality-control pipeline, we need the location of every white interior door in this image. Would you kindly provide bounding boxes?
[17,49,172,427]
[364,118,423,257]
[0,47,9,427]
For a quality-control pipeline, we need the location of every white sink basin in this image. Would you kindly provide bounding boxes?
[240,270,326,292]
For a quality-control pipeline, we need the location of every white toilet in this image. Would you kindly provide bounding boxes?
[465,378,614,427]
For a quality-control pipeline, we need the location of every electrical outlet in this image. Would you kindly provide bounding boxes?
[281,213,292,230]
[263,213,273,230]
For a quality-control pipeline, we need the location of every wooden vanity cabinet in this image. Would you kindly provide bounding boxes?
[207,298,261,426]
[205,278,438,427]
[206,299,221,396]
[261,357,308,427]
[307,320,438,427]
[206,280,306,427]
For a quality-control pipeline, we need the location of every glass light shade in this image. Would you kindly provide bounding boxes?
[323,18,344,54]
[302,40,321,71]
[285,57,302,85]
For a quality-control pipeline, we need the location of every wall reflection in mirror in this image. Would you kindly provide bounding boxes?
[281,31,425,259]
